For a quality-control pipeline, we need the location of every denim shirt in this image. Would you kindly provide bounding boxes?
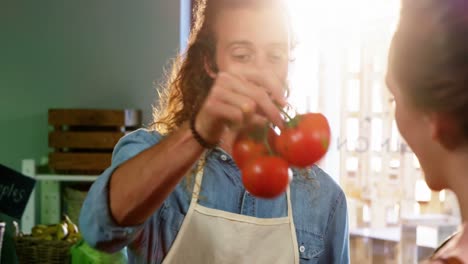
[79,129,350,264]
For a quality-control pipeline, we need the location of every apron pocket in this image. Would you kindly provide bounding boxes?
[297,229,324,261]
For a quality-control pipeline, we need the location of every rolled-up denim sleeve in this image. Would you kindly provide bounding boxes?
[79,129,161,253]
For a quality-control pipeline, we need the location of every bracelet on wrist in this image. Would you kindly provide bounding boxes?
[189,115,219,149]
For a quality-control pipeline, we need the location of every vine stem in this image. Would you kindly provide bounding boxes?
[262,124,274,155]
[277,106,294,121]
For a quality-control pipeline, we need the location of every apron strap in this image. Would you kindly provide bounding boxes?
[286,183,299,263]
[189,153,299,263]
[286,187,293,218]
[191,153,294,220]
[190,155,206,204]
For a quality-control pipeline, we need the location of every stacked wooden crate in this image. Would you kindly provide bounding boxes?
[48,109,142,174]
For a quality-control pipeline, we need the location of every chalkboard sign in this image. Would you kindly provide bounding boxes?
[0,164,36,219]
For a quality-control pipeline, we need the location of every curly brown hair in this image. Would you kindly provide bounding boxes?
[151,0,292,134]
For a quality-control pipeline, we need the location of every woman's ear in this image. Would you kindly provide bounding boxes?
[204,56,218,79]
[429,113,463,150]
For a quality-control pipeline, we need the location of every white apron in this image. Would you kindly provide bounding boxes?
[162,160,300,264]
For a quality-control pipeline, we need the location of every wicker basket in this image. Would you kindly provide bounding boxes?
[15,236,73,264]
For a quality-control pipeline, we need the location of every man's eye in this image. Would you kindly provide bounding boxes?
[233,54,251,61]
[269,52,287,63]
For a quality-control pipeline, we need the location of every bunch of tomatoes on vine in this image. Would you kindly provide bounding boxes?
[233,108,331,199]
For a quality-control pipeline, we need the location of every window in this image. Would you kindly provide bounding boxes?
[286,0,451,227]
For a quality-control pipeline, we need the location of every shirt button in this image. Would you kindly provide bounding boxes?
[299,245,305,253]
[220,154,228,161]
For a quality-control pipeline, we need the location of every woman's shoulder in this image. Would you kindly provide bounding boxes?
[421,257,464,264]
[426,223,468,263]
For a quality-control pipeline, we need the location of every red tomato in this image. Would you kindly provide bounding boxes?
[275,113,331,168]
[241,156,289,199]
[232,137,268,169]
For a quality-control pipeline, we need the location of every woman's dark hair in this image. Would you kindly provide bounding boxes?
[389,0,468,138]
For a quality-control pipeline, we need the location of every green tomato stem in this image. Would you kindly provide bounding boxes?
[278,107,293,121]
[263,124,274,156]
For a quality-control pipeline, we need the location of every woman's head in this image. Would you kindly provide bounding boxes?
[387,0,468,189]
[153,0,292,134]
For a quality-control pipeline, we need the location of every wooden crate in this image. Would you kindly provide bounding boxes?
[48,109,141,174]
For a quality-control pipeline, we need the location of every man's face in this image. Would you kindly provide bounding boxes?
[211,6,290,83]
